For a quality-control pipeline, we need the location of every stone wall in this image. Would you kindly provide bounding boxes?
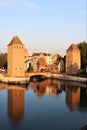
[66,44,81,74]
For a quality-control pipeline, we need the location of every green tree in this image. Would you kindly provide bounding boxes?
[4,62,7,70]
[78,41,87,69]
[27,62,33,72]
[0,53,7,69]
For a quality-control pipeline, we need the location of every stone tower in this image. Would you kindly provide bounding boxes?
[8,36,25,77]
[66,44,81,74]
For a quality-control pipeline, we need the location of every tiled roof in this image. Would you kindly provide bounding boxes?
[8,36,24,46]
[67,44,80,51]
[33,53,47,56]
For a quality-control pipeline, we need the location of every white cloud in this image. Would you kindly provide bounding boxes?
[25,2,40,9]
[0,0,40,9]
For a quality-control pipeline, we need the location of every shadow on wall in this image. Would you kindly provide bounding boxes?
[67,63,79,74]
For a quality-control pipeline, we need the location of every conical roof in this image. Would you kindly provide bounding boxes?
[67,44,80,51]
[8,36,24,46]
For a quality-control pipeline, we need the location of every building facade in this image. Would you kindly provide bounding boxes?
[37,53,46,72]
[66,44,81,74]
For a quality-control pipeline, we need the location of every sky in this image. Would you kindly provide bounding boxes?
[0,0,86,55]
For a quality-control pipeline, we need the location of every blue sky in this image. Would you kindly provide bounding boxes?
[0,0,86,55]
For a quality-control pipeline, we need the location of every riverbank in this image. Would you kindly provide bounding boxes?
[0,73,29,86]
[52,73,87,84]
[0,72,87,86]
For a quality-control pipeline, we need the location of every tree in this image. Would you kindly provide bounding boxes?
[4,62,7,70]
[0,53,7,69]
[78,41,87,69]
[27,62,33,72]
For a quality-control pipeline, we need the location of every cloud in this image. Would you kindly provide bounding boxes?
[25,2,40,9]
[0,0,40,9]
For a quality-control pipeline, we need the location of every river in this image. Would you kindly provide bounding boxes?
[0,79,87,130]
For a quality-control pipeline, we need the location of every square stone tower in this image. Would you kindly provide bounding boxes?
[8,36,25,77]
[66,44,81,74]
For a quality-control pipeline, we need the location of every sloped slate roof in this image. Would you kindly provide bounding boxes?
[8,36,24,46]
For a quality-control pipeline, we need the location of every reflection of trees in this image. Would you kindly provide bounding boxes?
[65,84,87,112]
[80,87,87,107]
[29,79,64,97]
[8,86,26,120]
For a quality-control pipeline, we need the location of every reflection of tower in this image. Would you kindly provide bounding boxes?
[8,86,25,120]
[65,86,80,110]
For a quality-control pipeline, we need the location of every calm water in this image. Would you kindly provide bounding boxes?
[0,79,87,130]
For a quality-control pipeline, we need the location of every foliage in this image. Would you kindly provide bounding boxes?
[0,53,7,69]
[78,41,87,69]
[27,62,33,72]
[4,62,7,70]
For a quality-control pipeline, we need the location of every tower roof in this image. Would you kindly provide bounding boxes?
[8,36,24,46]
[66,44,80,52]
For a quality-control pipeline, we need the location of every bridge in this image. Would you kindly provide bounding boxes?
[26,72,53,78]
[25,72,53,82]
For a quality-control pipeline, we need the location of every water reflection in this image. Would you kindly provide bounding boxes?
[0,80,87,130]
[29,79,65,97]
[79,87,87,110]
[65,85,80,110]
[0,80,87,115]
[65,85,87,111]
[8,86,26,120]
[29,79,87,111]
